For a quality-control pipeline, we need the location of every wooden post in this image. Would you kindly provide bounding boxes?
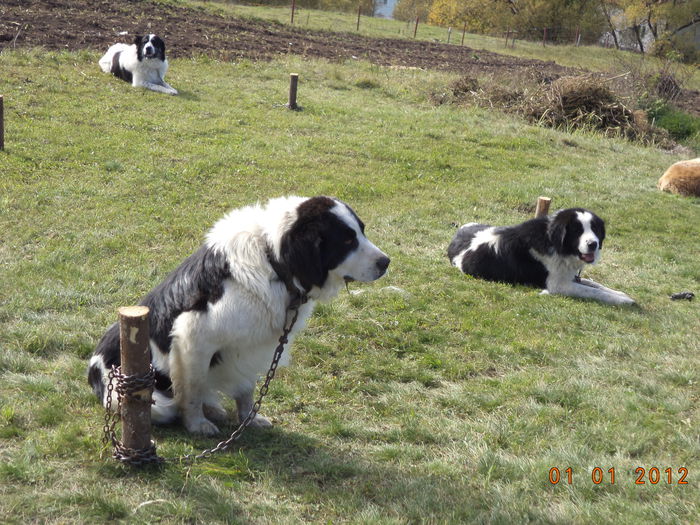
[413,17,419,38]
[543,27,547,47]
[356,3,361,31]
[291,0,296,25]
[288,73,299,110]
[118,306,152,454]
[447,27,452,44]
[461,21,466,46]
[535,196,551,218]
[0,95,4,151]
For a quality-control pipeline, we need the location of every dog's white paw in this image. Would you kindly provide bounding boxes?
[203,404,228,423]
[616,295,636,306]
[241,414,272,428]
[185,416,220,436]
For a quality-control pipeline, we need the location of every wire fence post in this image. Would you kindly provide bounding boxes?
[461,21,466,46]
[535,196,552,218]
[413,17,419,38]
[288,73,299,110]
[0,95,4,151]
[290,0,296,25]
[543,27,547,47]
[356,3,361,31]
[447,27,452,44]
[118,306,153,455]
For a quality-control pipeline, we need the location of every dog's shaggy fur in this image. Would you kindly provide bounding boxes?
[448,208,634,305]
[99,34,178,95]
[88,196,390,435]
[658,158,700,198]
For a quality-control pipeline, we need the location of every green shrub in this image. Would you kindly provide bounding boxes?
[647,102,700,141]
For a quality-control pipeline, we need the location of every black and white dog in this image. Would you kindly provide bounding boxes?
[98,34,178,95]
[88,196,390,435]
[448,208,634,305]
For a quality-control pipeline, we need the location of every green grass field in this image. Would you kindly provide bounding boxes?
[1,43,698,524]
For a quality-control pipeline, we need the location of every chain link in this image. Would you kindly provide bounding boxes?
[102,294,306,465]
[103,365,163,465]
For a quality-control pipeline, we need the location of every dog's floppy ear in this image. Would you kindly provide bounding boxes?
[133,35,143,46]
[547,210,569,252]
[279,229,325,293]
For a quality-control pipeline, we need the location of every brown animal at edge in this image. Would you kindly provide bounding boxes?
[657,158,700,197]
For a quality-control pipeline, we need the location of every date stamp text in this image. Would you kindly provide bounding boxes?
[548,467,688,485]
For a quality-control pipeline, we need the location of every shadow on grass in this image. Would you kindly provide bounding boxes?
[111,423,480,520]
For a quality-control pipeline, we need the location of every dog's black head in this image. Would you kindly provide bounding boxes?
[548,208,605,264]
[134,34,166,62]
[278,196,390,294]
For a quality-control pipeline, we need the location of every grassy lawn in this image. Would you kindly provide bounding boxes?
[1,48,698,523]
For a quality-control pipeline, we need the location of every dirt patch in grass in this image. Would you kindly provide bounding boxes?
[1,0,697,118]
[0,0,572,78]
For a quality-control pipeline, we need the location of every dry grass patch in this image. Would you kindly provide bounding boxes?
[438,73,677,149]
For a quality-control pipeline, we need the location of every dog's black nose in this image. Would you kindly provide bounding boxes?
[587,240,598,251]
[376,256,390,273]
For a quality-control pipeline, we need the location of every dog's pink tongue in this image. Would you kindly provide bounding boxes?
[581,253,595,263]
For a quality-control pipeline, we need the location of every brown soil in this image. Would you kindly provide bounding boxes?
[1,0,698,116]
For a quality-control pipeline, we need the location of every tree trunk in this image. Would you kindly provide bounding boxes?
[600,2,620,49]
[632,24,645,53]
[646,12,657,38]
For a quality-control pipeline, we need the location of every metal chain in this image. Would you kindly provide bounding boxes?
[102,294,306,465]
[103,366,163,465]
[102,367,119,450]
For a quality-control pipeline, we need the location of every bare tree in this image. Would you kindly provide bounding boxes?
[600,0,621,48]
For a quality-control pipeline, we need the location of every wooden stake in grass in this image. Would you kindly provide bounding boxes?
[0,95,4,151]
[461,21,466,46]
[356,3,361,31]
[118,306,153,455]
[413,17,419,38]
[290,0,296,25]
[535,196,552,218]
[288,73,299,110]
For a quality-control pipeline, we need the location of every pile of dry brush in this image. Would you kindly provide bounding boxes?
[438,73,675,148]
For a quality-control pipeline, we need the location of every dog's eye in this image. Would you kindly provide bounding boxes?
[344,239,354,245]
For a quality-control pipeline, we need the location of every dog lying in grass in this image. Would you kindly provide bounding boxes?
[448,208,635,305]
[99,34,178,95]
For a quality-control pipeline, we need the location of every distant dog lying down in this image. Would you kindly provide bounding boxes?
[448,208,635,305]
[99,34,178,95]
[657,158,700,197]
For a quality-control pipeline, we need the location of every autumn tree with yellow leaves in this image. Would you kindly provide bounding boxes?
[426,0,606,42]
[392,0,698,57]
